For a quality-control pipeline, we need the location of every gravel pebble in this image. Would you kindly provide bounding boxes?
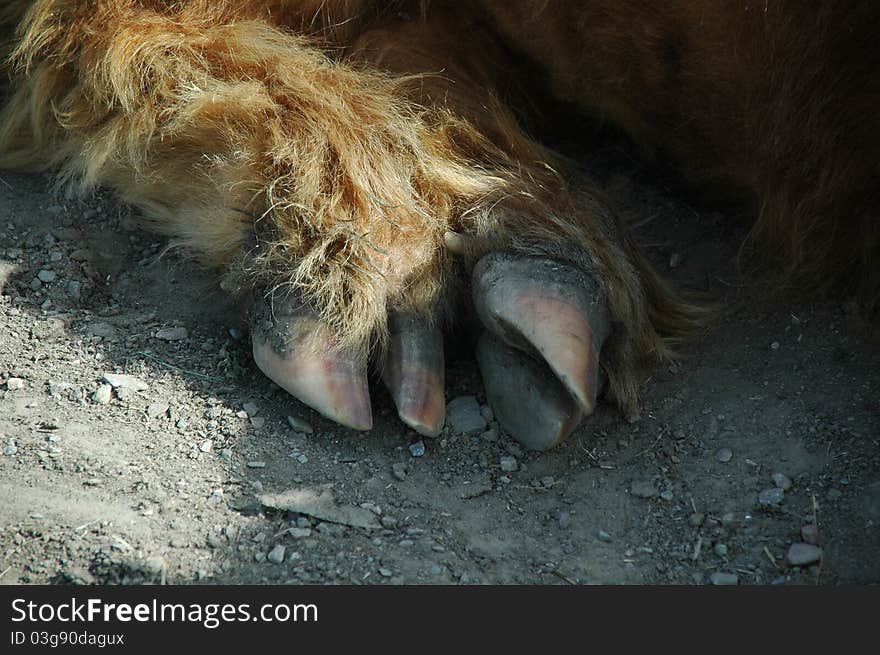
[267,545,286,564]
[801,525,819,545]
[146,402,169,418]
[785,543,823,566]
[5,378,25,391]
[481,429,498,442]
[287,528,312,539]
[772,472,793,490]
[631,479,659,499]
[557,511,571,529]
[242,401,259,417]
[199,440,213,453]
[155,326,188,341]
[392,463,408,481]
[446,396,487,435]
[714,543,729,557]
[758,487,785,506]
[286,416,314,433]
[597,530,612,543]
[409,441,426,457]
[710,572,739,586]
[102,373,148,391]
[92,384,113,405]
[3,439,17,456]
[246,461,266,469]
[499,456,519,473]
[378,568,393,578]
[715,447,733,463]
[37,270,56,283]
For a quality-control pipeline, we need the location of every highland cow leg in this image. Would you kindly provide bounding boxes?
[0,1,490,431]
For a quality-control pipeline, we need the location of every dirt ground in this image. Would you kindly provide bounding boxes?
[1,144,878,586]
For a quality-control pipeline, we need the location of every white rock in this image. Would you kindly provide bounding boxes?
[155,326,188,341]
[92,385,113,404]
[102,373,148,391]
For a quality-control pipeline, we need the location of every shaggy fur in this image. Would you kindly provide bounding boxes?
[1,1,875,416]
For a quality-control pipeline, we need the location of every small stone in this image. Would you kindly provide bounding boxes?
[771,341,781,350]
[247,461,266,469]
[208,489,224,505]
[714,543,729,557]
[785,543,823,567]
[499,456,519,473]
[758,487,785,506]
[430,564,443,576]
[715,447,733,463]
[378,568,393,578]
[146,402,169,418]
[801,525,819,545]
[710,572,739,586]
[660,489,674,501]
[88,322,116,338]
[481,429,499,442]
[772,472,793,490]
[318,523,345,539]
[219,449,232,462]
[29,278,42,291]
[392,463,408,481]
[250,416,265,430]
[176,418,188,429]
[505,443,524,459]
[37,270,56,283]
[557,511,571,529]
[3,439,17,456]
[49,251,63,262]
[689,513,705,527]
[631,479,659,499]
[296,453,308,465]
[242,401,259,417]
[597,530,613,543]
[92,385,113,404]
[267,545,286,564]
[102,373,148,392]
[380,516,398,528]
[67,281,81,300]
[5,377,25,391]
[199,439,213,453]
[250,481,263,493]
[446,395,487,436]
[409,441,426,457]
[480,405,494,423]
[287,528,312,539]
[286,416,314,433]
[155,326,188,341]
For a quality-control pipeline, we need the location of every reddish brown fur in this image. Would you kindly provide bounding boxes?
[1,1,874,416]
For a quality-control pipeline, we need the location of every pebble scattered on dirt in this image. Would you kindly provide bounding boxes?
[1,161,876,586]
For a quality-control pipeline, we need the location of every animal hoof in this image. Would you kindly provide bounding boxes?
[472,253,610,450]
[250,290,373,431]
[382,312,446,437]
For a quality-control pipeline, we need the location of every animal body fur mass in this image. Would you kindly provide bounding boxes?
[1,1,877,448]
